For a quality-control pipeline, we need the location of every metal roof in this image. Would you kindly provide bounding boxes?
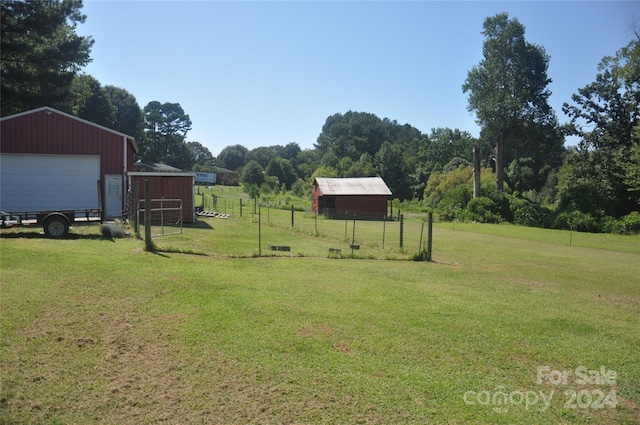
[314,177,392,196]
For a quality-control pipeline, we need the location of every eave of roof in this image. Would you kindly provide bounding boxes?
[314,177,392,196]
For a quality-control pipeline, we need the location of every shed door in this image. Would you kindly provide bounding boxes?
[104,174,123,219]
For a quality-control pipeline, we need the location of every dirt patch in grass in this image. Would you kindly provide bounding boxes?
[1,293,400,424]
[1,294,275,424]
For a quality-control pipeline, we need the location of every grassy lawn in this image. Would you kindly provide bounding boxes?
[1,212,638,424]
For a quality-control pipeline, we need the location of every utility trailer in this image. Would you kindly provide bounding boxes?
[0,153,103,238]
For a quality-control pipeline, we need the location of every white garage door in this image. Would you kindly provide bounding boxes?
[0,153,101,213]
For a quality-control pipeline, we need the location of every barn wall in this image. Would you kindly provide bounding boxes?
[0,109,135,174]
[334,195,388,219]
[129,174,195,223]
[311,183,322,213]
[0,108,138,217]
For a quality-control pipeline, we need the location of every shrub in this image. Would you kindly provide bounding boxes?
[605,211,640,234]
[506,194,548,227]
[442,184,473,208]
[554,209,601,233]
[463,196,502,223]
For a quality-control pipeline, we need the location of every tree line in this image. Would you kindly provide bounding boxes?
[2,2,638,233]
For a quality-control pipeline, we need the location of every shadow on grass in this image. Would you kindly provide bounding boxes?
[185,220,214,230]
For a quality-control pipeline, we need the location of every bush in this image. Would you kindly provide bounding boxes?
[463,197,502,223]
[554,209,601,233]
[442,184,472,209]
[604,211,640,234]
[506,194,548,227]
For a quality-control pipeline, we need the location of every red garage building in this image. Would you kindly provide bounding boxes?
[0,106,138,220]
[312,177,392,219]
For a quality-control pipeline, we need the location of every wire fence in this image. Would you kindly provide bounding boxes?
[137,198,183,237]
[193,191,434,259]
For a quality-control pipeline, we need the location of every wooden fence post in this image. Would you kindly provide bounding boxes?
[144,179,153,251]
[427,212,433,261]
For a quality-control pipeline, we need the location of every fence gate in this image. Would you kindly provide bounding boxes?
[137,198,183,237]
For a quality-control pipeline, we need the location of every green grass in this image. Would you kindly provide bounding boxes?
[0,217,638,424]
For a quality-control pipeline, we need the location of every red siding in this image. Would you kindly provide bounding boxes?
[129,174,195,223]
[334,195,388,219]
[1,108,137,215]
[312,180,388,218]
[312,183,322,213]
[0,108,136,173]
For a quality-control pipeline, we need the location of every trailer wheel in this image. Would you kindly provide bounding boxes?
[43,215,70,238]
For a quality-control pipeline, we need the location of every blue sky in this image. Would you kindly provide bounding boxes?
[78,1,638,156]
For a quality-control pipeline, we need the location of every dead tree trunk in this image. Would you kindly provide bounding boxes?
[473,144,481,198]
[495,132,505,192]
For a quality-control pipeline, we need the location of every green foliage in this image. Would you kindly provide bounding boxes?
[290,179,310,198]
[1,0,94,115]
[265,157,297,189]
[103,85,144,140]
[425,166,495,207]
[66,74,114,127]
[554,209,600,233]
[506,193,548,227]
[462,196,502,223]
[62,76,145,141]
[556,182,612,224]
[186,141,214,172]
[244,183,260,199]
[562,38,640,217]
[423,128,483,169]
[140,101,193,168]
[240,160,264,187]
[310,165,338,180]
[315,111,420,161]
[375,142,410,200]
[439,184,472,215]
[442,157,470,172]
[218,144,249,171]
[463,12,557,191]
[604,211,640,235]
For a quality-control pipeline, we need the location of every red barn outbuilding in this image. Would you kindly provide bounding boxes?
[312,177,392,219]
[0,106,138,219]
[127,172,196,224]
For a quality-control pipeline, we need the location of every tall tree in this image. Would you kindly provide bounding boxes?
[187,141,213,169]
[375,142,410,201]
[315,111,408,161]
[65,74,113,127]
[1,0,93,116]
[217,144,249,171]
[562,37,640,217]
[141,101,192,168]
[240,160,265,187]
[462,13,556,191]
[103,85,144,140]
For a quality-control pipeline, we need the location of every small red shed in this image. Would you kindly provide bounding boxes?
[127,172,196,223]
[0,106,138,219]
[312,177,392,219]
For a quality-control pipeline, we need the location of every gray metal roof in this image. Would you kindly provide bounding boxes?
[314,177,392,196]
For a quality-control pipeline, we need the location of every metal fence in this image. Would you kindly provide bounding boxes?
[193,192,433,258]
[137,198,183,237]
[251,205,432,255]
